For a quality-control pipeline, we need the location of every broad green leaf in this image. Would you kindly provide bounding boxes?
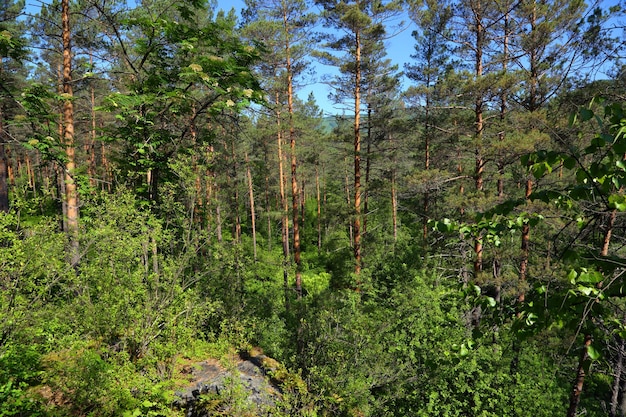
[609,194,626,211]
[568,269,578,284]
[580,108,594,121]
[577,270,603,284]
[564,156,577,169]
[587,344,601,360]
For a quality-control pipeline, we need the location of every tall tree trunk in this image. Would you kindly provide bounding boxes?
[611,316,626,417]
[246,152,257,261]
[472,0,485,278]
[265,172,272,252]
[423,93,431,240]
[87,51,97,188]
[0,62,7,211]
[231,140,241,244]
[101,141,110,191]
[497,6,509,200]
[275,97,290,308]
[62,0,79,265]
[0,108,9,212]
[353,28,363,276]
[316,163,322,254]
[519,177,532,303]
[345,156,353,245]
[391,166,397,243]
[602,209,617,257]
[284,21,302,299]
[363,106,372,236]
[569,201,617,416]
[567,334,592,417]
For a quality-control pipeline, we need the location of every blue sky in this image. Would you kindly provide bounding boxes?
[216,0,416,114]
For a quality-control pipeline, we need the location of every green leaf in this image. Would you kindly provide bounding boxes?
[563,156,577,169]
[473,284,481,297]
[525,312,538,326]
[580,108,594,122]
[459,344,469,356]
[568,269,578,284]
[587,344,601,361]
[608,194,626,211]
[577,270,603,284]
[532,162,550,179]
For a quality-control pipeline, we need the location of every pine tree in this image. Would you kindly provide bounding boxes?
[0,0,26,212]
[315,0,403,275]
[242,0,316,298]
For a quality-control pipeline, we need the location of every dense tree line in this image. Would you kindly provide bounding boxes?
[1,0,626,415]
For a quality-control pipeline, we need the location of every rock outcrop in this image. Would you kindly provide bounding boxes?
[173,352,282,417]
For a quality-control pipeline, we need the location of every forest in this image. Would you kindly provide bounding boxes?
[1,0,626,415]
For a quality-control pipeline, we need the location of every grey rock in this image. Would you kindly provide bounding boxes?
[173,356,281,417]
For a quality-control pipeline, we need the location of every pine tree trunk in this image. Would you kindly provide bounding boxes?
[285,30,302,299]
[611,322,626,417]
[567,334,592,417]
[363,106,372,236]
[473,0,485,277]
[602,209,617,257]
[62,0,79,265]
[246,152,257,261]
[519,177,532,303]
[353,29,362,276]
[423,100,430,240]
[231,140,241,244]
[275,98,290,308]
[101,141,110,191]
[0,109,9,212]
[345,156,353,245]
[316,164,322,253]
[87,52,97,188]
[265,172,272,252]
[392,167,397,243]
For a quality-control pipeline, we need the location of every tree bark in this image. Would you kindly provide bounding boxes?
[0,108,9,212]
[363,106,372,236]
[519,177,532,303]
[275,95,290,308]
[391,166,397,243]
[316,163,322,253]
[353,28,362,276]
[611,322,626,417]
[284,13,302,299]
[567,334,592,417]
[472,0,485,277]
[62,0,79,265]
[246,152,257,261]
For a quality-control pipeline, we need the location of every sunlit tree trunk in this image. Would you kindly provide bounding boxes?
[285,25,302,297]
[363,106,372,236]
[265,171,272,252]
[0,108,8,212]
[353,27,363,276]
[473,0,485,277]
[87,52,97,188]
[246,152,257,261]
[275,96,290,307]
[611,314,626,417]
[62,0,79,265]
[391,166,397,243]
[567,334,592,417]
